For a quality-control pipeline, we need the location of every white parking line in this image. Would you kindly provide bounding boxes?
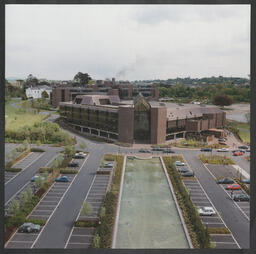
[64,174,97,249]
[213,241,238,244]
[71,234,93,237]
[67,242,90,245]
[5,152,45,185]
[9,240,34,243]
[5,182,31,205]
[31,154,90,248]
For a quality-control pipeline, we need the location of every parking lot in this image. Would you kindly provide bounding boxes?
[5,143,21,156]
[205,164,250,220]
[5,152,44,184]
[182,178,240,249]
[65,167,112,249]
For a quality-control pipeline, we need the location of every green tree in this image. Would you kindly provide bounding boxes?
[19,190,29,207]
[212,95,233,106]
[99,206,106,218]
[64,145,76,157]
[79,141,86,150]
[8,199,20,215]
[35,176,44,188]
[41,90,49,99]
[26,187,33,200]
[92,234,101,248]
[81,201,92,216]
[73,72,92,85]
[36,140,41,147]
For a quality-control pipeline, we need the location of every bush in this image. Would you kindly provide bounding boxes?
[234,178,250,195]
[199,154,234,165]
[81,201,92,216]
[104,154,116,161]
[30,148,45,152]
[5,167,22,172]
[163,156,211,248]
[74,220,99,227]
[25,218,46,226]
[60,168,78,174]
[39,167,52,173]
[207,227,230,234]
[5,148,30,168]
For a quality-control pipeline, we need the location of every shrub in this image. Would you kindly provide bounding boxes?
[25,218,46,226]
[74,220,99,227]
[81,201,92,216]
[234,178,250,195]
[8,199,20,215]
[92,234,101,248]
[5,168,22,172]
[30,148,45,152]
[39,167,52,173]
[60,168,78,174]
[104,154,116,161]
[199,154,234,165]
[207,227,230,234]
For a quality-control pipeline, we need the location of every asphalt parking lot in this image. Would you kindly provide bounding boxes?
[5,143,20,156]
[205,164,250,221]
[65,169,111,249]
[182,178,240,249]
[5,152,44,184]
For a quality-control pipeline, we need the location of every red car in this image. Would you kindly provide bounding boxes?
[233,151,244,156]
[225,183,241,190]
[219,142,227,145]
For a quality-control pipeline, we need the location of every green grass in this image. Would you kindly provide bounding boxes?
[226,120,250,144]
[5,100,45,131]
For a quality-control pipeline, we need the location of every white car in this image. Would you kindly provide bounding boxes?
[217,148,229,152]
[197,206,216,216]
[175,161,185,166]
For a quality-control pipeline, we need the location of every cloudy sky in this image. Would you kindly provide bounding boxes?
[6,5,250,81]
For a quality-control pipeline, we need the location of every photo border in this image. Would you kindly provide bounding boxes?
[0,0,255,253]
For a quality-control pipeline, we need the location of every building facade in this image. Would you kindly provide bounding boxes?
[26,85,52,99]
[59,94,226,144]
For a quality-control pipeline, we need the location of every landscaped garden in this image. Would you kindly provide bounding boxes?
[199,154,235,165]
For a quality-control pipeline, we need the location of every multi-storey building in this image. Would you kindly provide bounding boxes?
[59,94,226,144]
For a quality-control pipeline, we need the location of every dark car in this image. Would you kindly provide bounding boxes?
[200,148,212,152]
[216,177,234,184]
[18,223,40,233]
[241,178,250,184]
[181,170,194,177]
[152,147,164,151]
[178,166,190,173]
[238,145,249,150]
[68,161,79,167]
[55,176,69,182]
[246,149,250,152]
[233,193,250,202]
[139,149,151,153]
[163,149,175,154]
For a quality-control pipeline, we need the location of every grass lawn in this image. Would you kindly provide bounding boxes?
[227,120,250,143]
[5,100,45,131]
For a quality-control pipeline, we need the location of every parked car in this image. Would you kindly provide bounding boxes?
[232,149,245,153]
[238,145,249,150]
[73,152,86,159]
[200,148,212,152]
[216,177,234,184]
[103,162,114,168]
[163,149,175,153]
[175,161,185,166]
[55,176,69,182]
[68,161,79,167]
[246,149,250,152]
[241,178,250,184]
[152,147,164,151]
[217,148,229,152]
[197,206,216,216]
[18,223,40,233]
[181,170,194,177]
[31,175,45,182]
[225,183,241,190]
[233,151,244,156]
[233,193,250,202]
[218,138,226,142]
[139,149,151,153]
[219,142,227,145]
[177,166,190,173]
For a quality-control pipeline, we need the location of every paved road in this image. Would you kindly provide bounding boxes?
[178,149,249,248]
[5,147,62,203]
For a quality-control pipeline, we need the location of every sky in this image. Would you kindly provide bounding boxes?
[6,5,250,81]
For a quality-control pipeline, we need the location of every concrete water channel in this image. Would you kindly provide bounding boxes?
[114,156,190,248]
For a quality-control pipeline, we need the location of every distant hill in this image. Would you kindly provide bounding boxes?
[6,77,25,81]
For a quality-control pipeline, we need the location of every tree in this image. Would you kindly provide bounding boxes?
[36,140,41,147]
[8,199,20,215]
[35,176,44,188]
[79,141,86,150]
[41,90,49,99]
[26,187,33,200]
[81,201,92,216]
[99,206,105,218]
[212,95,233,106]
[64,145,76,157]
[19,190,29,207]
[92,234,101,248]
[73,72,92,85]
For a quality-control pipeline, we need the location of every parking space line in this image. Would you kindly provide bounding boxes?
[9,241,34,243]
[31,154,90,248]
[5,152,45,185]
[71,234,93,237]
[67,242,90,245]
[15,233,38,236]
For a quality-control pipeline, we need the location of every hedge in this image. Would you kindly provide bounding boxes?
[199,154,235,165]
[74,219,99,228]
[163,156,211,248]
[39,167,52,173]
[207,227,231,234]
[25,218,46,226]
[5,168,22,172]
[234,178,250,195]
[95,155,124,248]
[30,148,45,152]
[60,168,78,174]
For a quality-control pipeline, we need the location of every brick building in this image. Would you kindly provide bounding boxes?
[59,94,226,144]
[51,82,159,107]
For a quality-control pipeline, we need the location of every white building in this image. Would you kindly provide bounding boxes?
[26,85,52,99]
